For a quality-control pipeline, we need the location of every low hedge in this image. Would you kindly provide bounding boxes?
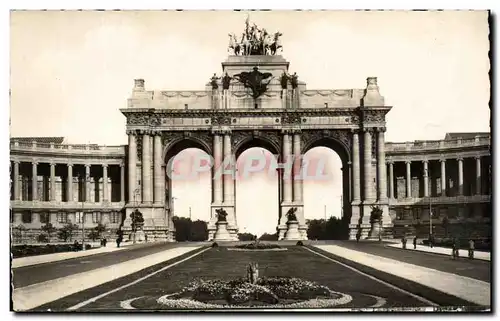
[235,242,281,250]
[11,243,93,259]
[421,238,491,251]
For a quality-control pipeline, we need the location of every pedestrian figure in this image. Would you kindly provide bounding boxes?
[103,238,107,247]
[73,240,80,252]
[402,236,407,250]
[116,236,122,248]
[455,238,460,258]
[413,236,417,249]
[429,234,434,248]
[451,241,457,259]
[145,234,148,243]
[356,232,360,243]
[468,239,475,259]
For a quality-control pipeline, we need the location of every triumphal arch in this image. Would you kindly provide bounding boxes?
[121,20,392,241]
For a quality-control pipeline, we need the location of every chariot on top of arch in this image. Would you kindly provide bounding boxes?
[228,16,283,56]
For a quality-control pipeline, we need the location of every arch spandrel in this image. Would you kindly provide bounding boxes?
[162,131,213,165]
[301,129,352,165]
[233,131,281,160]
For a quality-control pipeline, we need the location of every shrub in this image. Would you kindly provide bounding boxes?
[235,241,281,250]
[296,241,304,246]
[36,233,49,243]
[212,242,219,248]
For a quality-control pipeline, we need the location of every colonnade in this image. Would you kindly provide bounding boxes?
[387,156,487,199]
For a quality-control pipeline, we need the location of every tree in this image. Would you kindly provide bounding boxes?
[36,233,49,243]
[172,216,191,242]
[88,223,106,241]
[306,219,326,240]
[130,210,145,243]
[190,220,208,241]
[370,206,384,241]
[259,233,278,241]
[57,223,79,242]
[238,232,256,241]
[41,222,57,241]
[12,224,27,243]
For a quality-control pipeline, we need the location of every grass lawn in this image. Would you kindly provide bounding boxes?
[74,246,428,311]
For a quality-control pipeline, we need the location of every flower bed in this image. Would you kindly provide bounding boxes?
[234,242,282,250]
[11,243,93,258]
[157,277,352,309]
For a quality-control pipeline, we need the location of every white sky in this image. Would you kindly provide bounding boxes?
[9,10,490,236]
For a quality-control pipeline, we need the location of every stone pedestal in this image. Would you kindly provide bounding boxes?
[284,220,301,240]
[214,221,232,241]
[129,229,146,243]
[368,222,382,240]
[208,205,238,241]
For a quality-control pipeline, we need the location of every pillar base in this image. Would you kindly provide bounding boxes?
[348,202,362,240]
[123,206,173,242]
[284,221,301,240]
[209,204,238,241]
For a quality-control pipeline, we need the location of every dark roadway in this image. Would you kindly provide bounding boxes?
[12,242,207,289]
[315,241,491,283]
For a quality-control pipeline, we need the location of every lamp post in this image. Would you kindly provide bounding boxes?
[426,167,433,242]
[81,173,90,250]
[132,188,140,244]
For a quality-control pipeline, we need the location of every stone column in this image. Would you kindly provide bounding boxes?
[13,161,19,200]
[67,163,73,202]
[127,130,137,203]
[32,161,38,201]
[142,131,152,204]
[153,133,163,204]
[50,162,56,201]
[223,131,234,205]
[293,131,302,202]
[388,161,394,199]
[102,164,108,202]
[120,163,125,202]
[351,130,361,202]
[376,128,387,201]
[475,156,482,195]
[85,164,91,202]
[282,131,292,203]
[440,159,446,196]
[212,132,223,204]
[423,160,429,197]
[405,161,411,198]
[457,157,464,196]
[363,129,374,201]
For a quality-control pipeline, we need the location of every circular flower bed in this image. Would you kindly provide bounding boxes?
[235,242,282,250]
[157,277,352,309]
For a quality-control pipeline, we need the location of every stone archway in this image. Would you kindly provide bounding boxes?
[162,131,213,240]
[301,130,352,239]
[231,131,282,239]
[121,53,392,242]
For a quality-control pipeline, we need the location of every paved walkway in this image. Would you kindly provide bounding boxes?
[12,245,204,311]
[313,245,490,307]
[12,243,135,269]
[387,243,491,261]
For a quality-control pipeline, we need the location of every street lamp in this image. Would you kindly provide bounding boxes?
[81,173,90,250]
[425,167,433,242]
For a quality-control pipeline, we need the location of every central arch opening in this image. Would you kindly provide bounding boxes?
[235,147,279,239]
